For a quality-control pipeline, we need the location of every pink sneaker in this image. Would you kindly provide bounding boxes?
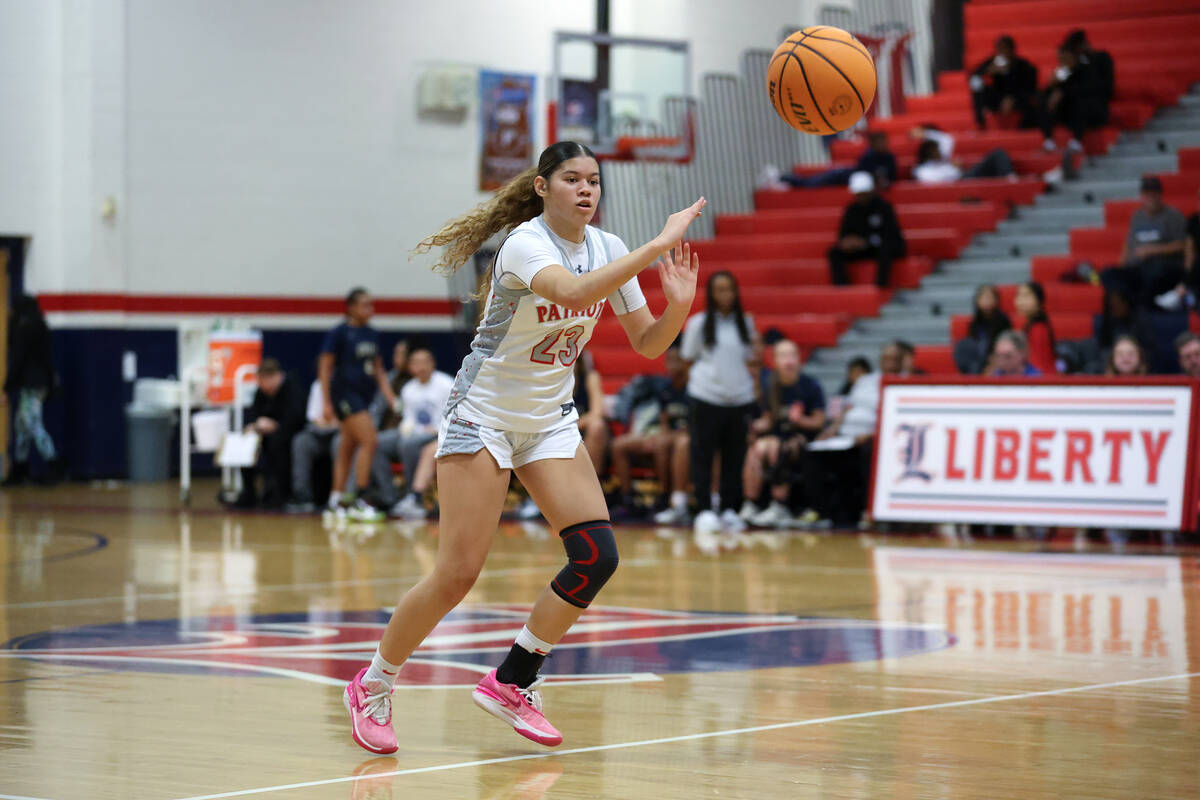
[471,669,562,746]
[343,667,399,754]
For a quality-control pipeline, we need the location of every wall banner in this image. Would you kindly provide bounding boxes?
[479,70,535,192]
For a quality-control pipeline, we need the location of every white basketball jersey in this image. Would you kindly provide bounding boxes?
[445,216,646,433]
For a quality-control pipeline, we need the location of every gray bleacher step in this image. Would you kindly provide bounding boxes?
[879,301,966,319]
[897,288,985,310]
[961,232,1069,258]
[854,316,950,338]
[934,257,1029,275]
[1077,154,1179,179]
[1141,117,1200,134]
[1111,131,1200,156]
[1034,179,1137,206]
[996,218,1092,236]
[921,270,1028,290]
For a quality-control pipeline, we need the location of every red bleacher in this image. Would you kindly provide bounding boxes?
[587,1,1200,388]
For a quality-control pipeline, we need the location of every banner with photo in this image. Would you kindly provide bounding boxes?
[478,70,536,191]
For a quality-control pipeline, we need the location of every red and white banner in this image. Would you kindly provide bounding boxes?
[870,378,1200,530]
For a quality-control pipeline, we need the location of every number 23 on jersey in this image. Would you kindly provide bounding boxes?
[530,325,585,367]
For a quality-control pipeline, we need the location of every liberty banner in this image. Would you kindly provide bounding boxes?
[478,70,535,191]
[870,378,1200,530]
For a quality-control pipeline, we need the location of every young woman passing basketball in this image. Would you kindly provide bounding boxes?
[343,141,706,753]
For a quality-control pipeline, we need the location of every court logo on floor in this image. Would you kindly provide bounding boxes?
[2,605,950,687]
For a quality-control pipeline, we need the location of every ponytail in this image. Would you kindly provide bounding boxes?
[414,140,597,277]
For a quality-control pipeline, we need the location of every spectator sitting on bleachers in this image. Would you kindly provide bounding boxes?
[684,271,761,537]
[827,171,906,288]
[575,353,609,477]
[741,339,826,528]
[609,342,691,524]
[774,131,899,191]
[1100,176,1187,310]
[989,330,1041,377]
[1034,43,1105,155]
[1176,332,1200,378]
[1065,29,1114,127]
[828,356,871,419]
[807,341,904,527]
[383,346,454,520]
[896,340,925,375]
[969,35,1038,131]
[287,375,341,512]
[1094,288,1154,358]
[1159,186,1200,310]
[955,284,1012,374]
[1105,335,1148,377]
[1015,281,1058,374]
[375,340,411,430]
[912,128,1015,184]
[237,358,307,509]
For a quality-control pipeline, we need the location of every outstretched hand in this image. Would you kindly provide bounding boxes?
[655,197,707,252]
[659,242,700,308]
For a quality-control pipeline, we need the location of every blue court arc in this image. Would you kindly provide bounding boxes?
[3,607,953,684]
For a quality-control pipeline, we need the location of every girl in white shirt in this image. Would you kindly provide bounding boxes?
[341,140,706,754]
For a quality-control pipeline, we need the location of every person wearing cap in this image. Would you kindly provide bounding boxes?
[827,171,906,288]
[237,358,307,509]
[1100,176,1188,310]
[969,35,1038,130]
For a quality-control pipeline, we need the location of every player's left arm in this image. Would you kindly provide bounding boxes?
[617,243,699,359]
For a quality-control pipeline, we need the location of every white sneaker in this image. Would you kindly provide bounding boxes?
[719,509,746,534]
[654,506,690,526]
[517,497,542,520]
[750,501,793,529]
[1066,138,1083,152]
[692,510,722,553]
[348,498,384,523]
[389,494,427,520]
[1042,138,1057,152]
[1042,166,1063,184]
[738,500,761,522]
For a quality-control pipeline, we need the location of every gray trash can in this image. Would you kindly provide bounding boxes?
[126,405,174,481]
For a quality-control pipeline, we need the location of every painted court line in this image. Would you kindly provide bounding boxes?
[167,670,1200,800]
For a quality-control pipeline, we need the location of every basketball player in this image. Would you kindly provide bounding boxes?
[343,141,705,753]
[320,287,397,522]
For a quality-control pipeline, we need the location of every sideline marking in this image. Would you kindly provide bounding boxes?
[170,670,1200,800]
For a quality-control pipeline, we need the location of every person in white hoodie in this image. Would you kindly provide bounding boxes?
[382,347,454,518]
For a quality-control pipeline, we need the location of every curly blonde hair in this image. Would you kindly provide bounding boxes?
[414,141,597,277]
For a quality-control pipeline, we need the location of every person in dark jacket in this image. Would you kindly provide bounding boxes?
[1093,289,1155,357]
[827,172,906,288]
[1066,29,1114,123]
[237,358,307,508]
[4,295,59,485]
[969,35,1038,129]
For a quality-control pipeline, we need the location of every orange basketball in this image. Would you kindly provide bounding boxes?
[766,26,877,135]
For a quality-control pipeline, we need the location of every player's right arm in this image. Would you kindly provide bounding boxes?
[317,352,335,419]
[530,198,706,311]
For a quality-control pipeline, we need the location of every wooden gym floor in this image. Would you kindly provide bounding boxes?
[1,480,1198,799]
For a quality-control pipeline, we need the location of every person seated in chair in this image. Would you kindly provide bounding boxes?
[969,35,1038,130]
[238,358,306,509]
[1100,177,1187,310]
[740,339,826,528]
[609,342,692,524]
[827,172,905,288]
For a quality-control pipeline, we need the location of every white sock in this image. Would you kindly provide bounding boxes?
[363,649,402,690]
[327,491,342,508]
[670,490,687,511]
[515,625,554,656]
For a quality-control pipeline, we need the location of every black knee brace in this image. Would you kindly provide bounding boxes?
[550,520,619,609]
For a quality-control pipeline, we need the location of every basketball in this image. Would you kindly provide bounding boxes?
[767,26,877,135]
